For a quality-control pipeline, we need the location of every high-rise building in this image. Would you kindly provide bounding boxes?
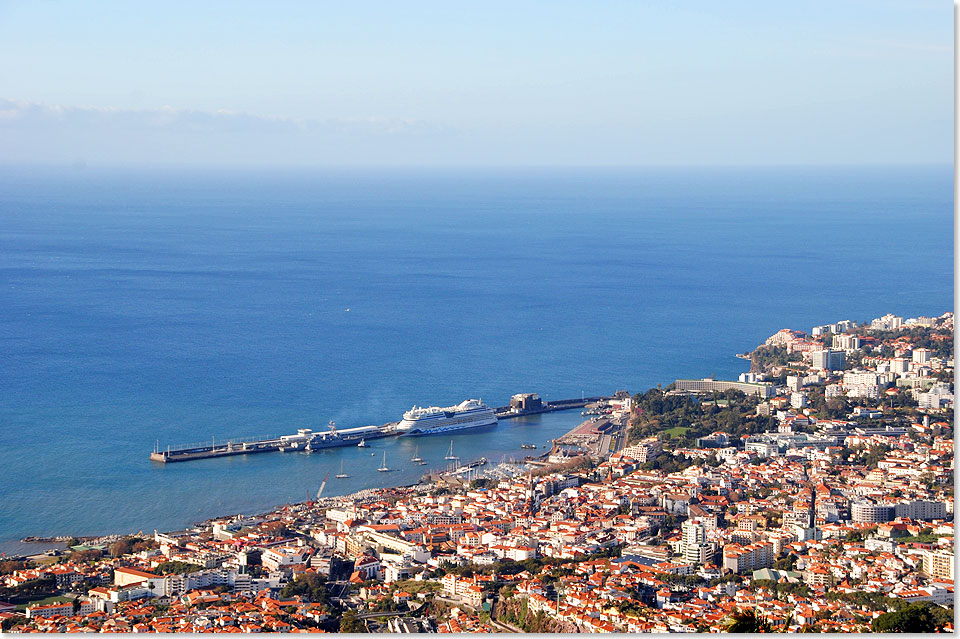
[832,334,863,351]
[811,349,845,371]
[680,520,714,566]
[922,550,955,580]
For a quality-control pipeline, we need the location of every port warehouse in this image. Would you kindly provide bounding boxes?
[150,393,612,463]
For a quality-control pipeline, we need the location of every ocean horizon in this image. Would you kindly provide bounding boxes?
[0,164,953,552]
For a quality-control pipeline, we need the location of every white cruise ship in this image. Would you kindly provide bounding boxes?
[396,399,497,436]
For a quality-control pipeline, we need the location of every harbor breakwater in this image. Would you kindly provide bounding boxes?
[150,395,610,463]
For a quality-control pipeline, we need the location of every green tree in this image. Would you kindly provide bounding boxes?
[109,537,137,557]
[2,615,25,631]
[69,549,104,564]
[0,561,30,575]
[773,554,798,571]
[339,610,367,633]
[154,561,203,575]
[871,603,949,633]
[282,573,330,607]
[132,539,159,553]
[724,608,773,633]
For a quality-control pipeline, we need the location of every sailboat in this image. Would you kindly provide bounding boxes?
[357,438,368,448]
[411,446,423,464]
[336,460,350,479]
[377,451,390,472]
[445,440,459,461]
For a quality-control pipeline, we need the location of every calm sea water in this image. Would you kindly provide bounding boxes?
[0,166,953,553]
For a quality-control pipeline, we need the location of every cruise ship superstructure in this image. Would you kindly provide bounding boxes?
[396,399,497,436]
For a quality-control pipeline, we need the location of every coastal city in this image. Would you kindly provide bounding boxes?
[1,311,954,633]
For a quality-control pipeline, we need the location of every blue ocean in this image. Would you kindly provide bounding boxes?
[0,166,953,553]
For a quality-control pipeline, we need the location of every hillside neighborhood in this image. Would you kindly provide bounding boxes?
[1,312,954,633]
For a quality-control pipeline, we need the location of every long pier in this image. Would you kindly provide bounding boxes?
[150,394,614,464]
[150,437,285,463]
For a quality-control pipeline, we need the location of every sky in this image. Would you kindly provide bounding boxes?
[0,0,952,167]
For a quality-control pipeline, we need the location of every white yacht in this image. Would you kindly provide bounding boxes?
[445,440,459,461]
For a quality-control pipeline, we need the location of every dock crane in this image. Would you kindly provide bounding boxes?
[316,472,329,501]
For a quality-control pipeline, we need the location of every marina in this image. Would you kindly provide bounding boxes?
[149,393,612,463]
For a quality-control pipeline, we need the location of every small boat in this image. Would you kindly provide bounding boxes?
[521,443,537,449]
[357,438,368,448]
[377,451,390,472]
[411,446,423,464]
[336,460,349,479]
[444,440,459,461]
[304,441,314,454]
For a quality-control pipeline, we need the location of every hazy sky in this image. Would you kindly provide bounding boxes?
[0,1,951,167]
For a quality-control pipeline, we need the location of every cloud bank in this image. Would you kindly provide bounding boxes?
[0,99,455,166]
[0,95,950,168]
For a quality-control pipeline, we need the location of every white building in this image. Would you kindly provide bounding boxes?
[843,371,879,387]
[622,438,662,463]
[890,358,911,374]
[871,314,903,331]
[261,546,310,572]
[674,378,776,398]
[918,383,953,409]
[825,384,844,399]
[27,600,96,619]
[745,441,778,458]
[894,500,947,521]
[921,550,955,580]
[846,384,880,400]
[832,334,863,351]
[851,502,896,523]
[811,349,845,371]
[790,392,808,409]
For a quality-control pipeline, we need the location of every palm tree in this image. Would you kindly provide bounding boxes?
[725,609,806,633]
[724,608,774,633]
